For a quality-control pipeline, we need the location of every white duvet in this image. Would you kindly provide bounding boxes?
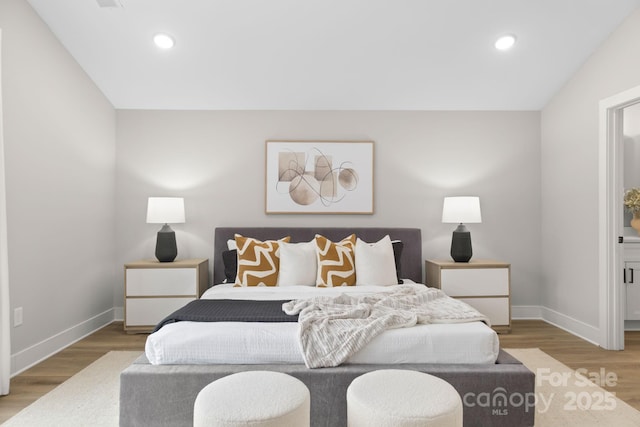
[145,283,500,365]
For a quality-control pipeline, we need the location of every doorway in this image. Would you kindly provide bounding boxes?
[599,85,640,350]
[622,104,640,332]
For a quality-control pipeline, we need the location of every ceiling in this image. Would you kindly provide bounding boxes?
[27,0,640,111]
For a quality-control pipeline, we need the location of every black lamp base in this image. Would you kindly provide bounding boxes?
[450,223,473,263]
[155,224,177,262]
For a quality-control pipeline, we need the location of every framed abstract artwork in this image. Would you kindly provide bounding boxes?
[265,140,374,214]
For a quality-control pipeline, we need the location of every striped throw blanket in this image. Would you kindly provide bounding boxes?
[282,283,490,368]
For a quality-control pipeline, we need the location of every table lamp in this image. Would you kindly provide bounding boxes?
[146,197,185,262]
[442,196,481,262]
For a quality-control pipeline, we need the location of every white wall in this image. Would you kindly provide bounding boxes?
[0,0,116,373]
[624,103,640,189]
[541,8,640,340]
[115,110,542,308]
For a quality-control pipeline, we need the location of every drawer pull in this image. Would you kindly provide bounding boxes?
[631,268,635,285]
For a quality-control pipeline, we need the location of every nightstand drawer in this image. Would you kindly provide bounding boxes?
[426,259,511,333]
[441,268,508,296]
[124,258,208,333]
[126,268,197,296]
[126,297,195,326]
[459,297,510,326]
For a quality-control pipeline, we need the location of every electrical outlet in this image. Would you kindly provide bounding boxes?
[14,307,23,327]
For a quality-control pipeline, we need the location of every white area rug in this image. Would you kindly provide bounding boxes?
[505,348,640,427]
[2,349,639,426]
[1,351,141,427]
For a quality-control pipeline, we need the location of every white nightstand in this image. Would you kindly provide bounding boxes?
[425,259,511,333]
[124,258,209,333]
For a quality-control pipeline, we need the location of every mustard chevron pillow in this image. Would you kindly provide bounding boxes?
[234,234,290,287]
[315,234,357,287]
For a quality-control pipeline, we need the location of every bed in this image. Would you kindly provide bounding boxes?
[120,227,535,427]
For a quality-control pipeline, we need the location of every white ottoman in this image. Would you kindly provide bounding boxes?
[347,369,463,427]
[193,371,310,427]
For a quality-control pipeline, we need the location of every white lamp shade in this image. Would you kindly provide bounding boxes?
[442,196,482,224]
[146,197,185,224]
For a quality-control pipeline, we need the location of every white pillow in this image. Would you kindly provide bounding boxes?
[278,241,317,286]
[227,239,237,250]
[355,235,398,286]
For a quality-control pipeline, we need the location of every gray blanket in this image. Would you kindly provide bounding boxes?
[153,299,297,332]
[283,284,490,368]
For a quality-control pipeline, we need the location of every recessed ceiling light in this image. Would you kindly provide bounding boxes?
[153,33,175,49]
[495,34,516,51]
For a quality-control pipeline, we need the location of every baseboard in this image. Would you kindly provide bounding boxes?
[10,308,116,376]
[539,306,600,345]
[512,304,600,345]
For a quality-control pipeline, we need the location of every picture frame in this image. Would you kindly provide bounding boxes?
[265,140,374,214]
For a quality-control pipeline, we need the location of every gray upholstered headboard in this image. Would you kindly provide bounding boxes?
[213,227,422,285]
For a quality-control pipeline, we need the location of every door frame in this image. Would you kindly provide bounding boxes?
[599,85,640,350]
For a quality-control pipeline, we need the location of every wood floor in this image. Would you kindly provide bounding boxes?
[0,320,639,423]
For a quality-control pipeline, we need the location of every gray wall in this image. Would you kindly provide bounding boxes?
[541,8,640,339]
[115,110,542,309]
[0,0,116,372]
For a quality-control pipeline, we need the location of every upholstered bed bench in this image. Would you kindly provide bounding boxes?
[119,349,534,427]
